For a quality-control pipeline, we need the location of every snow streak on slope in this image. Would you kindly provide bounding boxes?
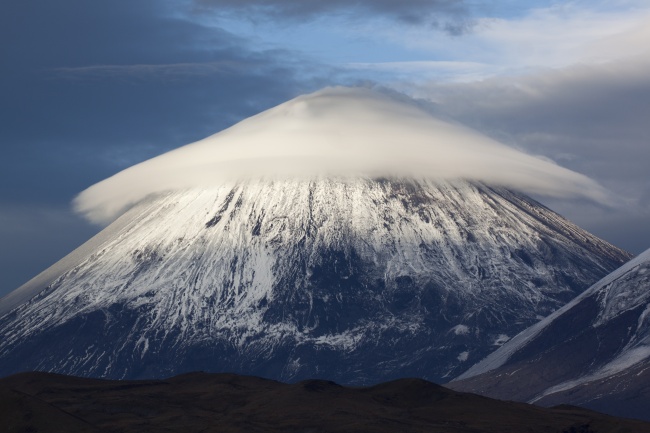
[0,178,630,383]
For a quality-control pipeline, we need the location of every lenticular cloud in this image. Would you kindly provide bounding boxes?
[74,86,609,224]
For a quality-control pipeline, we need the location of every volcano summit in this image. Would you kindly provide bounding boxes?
[0,87,630,383]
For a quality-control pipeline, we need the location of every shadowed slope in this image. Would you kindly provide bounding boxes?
[450,249,650,421]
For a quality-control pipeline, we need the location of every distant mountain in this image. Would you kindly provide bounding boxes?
[3,371,650,433]
[0,178,629,383]
[450,248,650,421]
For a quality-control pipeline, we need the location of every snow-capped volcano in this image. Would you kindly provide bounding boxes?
[0,87,631,383]
[0,178,629,383]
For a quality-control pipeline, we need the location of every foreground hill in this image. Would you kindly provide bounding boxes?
[450,248,650,421]
[2,371,649,433]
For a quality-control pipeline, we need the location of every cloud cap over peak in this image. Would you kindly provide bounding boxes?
[74,86,609,224]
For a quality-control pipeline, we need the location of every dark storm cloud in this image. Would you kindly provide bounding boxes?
[0,0,325,205]
[0,0,332,295]
[193,0,473,33]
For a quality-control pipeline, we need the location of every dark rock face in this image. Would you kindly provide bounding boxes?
[0,178,631,383]
[449,249,650,422]
[3,371,650,433]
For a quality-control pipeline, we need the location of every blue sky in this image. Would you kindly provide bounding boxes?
[1,0,649,296]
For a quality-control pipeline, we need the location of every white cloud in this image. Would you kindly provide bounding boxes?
[74,86,609,225]
[356,1,650,80]
[388,31,650,253]
[409,53,650,187]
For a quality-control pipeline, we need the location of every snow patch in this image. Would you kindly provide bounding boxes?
[451,324,470,335]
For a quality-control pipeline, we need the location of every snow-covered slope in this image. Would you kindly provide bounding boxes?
[450,248,650,420]
[0,178,630,383]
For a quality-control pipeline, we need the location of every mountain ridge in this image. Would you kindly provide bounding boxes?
[449,248,650,421]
